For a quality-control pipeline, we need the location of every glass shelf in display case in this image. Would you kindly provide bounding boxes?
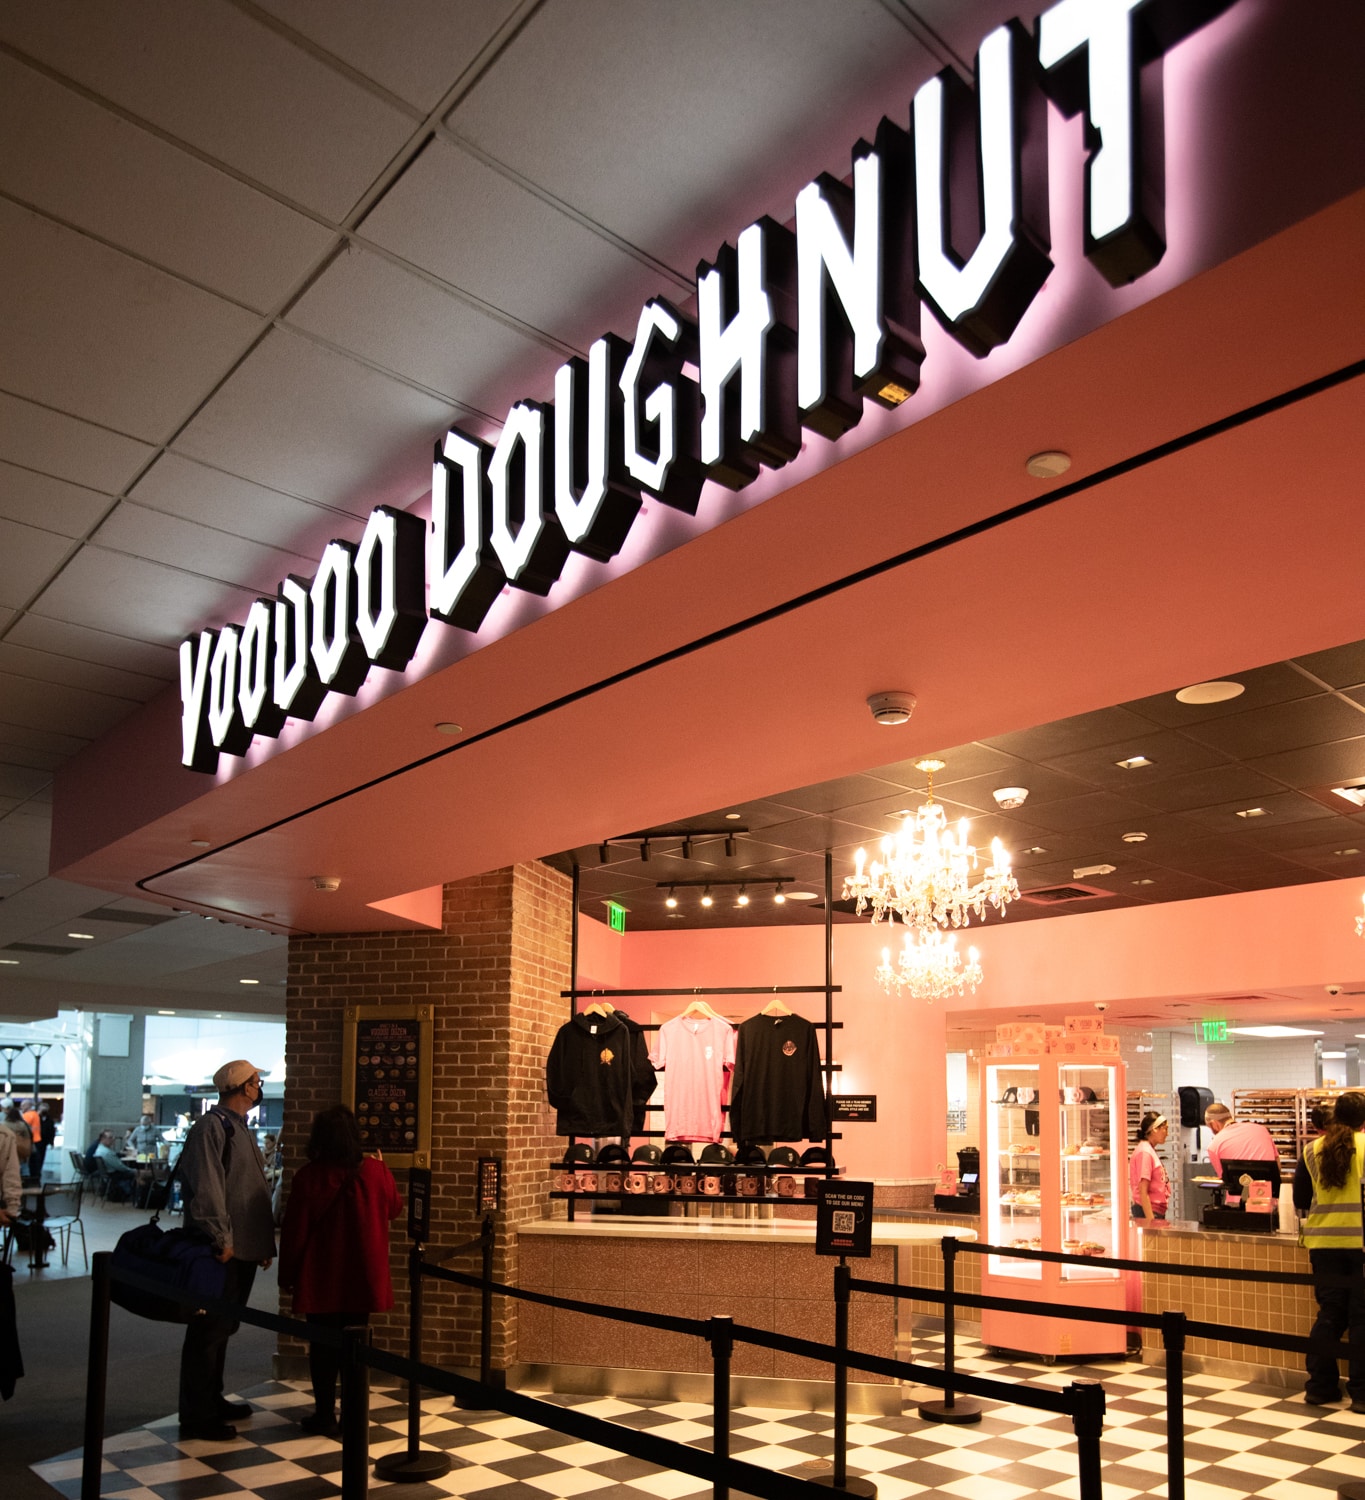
[982,1056,1129,1358]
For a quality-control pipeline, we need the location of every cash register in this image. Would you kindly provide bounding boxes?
[1198,1157,1282,1232]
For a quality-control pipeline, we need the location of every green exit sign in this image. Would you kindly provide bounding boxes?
[1198,1018,1230,1043]
[607,901,627,934]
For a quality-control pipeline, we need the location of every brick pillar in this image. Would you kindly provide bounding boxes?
[284,861,570,1376]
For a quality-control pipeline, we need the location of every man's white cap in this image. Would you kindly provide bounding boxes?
[213,1059,262,1092]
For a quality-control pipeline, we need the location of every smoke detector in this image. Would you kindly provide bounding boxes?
[992,787,1029,809]
[867,691,917,726]
[312,876,341,892]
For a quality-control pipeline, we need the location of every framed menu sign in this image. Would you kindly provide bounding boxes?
[341,1004,435,1168]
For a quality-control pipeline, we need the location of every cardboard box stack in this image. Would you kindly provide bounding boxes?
[986,1014,1120,1056]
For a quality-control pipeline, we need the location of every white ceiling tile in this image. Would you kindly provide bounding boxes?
[0,641,169,703]
[0,719,94,759]
[93,502,317,594]
[0,518,77,612]
[0,0,418,221]
[0,53,338,315]
[172,325,458,512]
[0,391,155,494]
[0,669,138,740]
[6,615,180,679]
[0,199,268,443]
[0,739,79,774]
[0,609,12,633]
[29,547,257,642]
[129,452,370,556]
[0,763,50,799]
[254,0,521,113]
[358,136,669,349]
[284,243,554,412]
[446,0,934,271]
[0,460,113,538]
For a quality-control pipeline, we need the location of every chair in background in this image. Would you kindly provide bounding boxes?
[69,1150,107,1205]
[43,1181,87,1269]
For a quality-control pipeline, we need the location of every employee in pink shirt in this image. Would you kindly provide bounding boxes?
[1205,1100,1279,1174]
[1130,1112,1170,1220]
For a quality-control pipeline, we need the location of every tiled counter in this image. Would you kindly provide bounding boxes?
[516,1217,968,1412]
[1132,1220,1312,1379]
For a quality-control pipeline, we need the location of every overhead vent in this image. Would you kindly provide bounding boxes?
[1019,882,1113,906]
[80,906,176,927]
[3,942,79,955]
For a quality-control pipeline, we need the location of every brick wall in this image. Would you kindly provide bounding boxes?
[283,861,571,1376]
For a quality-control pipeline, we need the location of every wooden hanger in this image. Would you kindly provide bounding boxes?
[761,998,792,1017]
[582,1000,615,1017]
[681,999,720,1020]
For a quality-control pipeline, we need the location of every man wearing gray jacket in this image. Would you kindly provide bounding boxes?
[178,1059,276,1441]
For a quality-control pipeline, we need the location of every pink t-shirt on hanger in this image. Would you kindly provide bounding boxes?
[650,1014,736,1143]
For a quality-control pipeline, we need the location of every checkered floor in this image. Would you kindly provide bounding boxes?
[32,1333,1365,1500]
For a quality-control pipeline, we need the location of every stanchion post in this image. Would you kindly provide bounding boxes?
[373,1243,452,1482]
[1070,1380,1106,1500]
[918,1236,982,1424]
[1162,1309,1187,1500]
[709,1315,733,1500]
[480,1213,494,1388]
[339,1324,370,1500]
[81,1251,112,1500]
[813,1261,876,1496]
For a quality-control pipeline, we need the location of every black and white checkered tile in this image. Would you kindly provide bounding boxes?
[33,1333,1365,1500]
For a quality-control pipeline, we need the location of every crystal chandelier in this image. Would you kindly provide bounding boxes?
[876,929,983,1001]
[1355,891,1365,937]
[842,759,1020,930]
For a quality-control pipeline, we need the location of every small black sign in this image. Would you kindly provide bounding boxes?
[832,1095,877,1123]
[408,1166,432,1243]
[815,1179,874,1258]
[353,1016,422,1154]
[477,1156,503,1214]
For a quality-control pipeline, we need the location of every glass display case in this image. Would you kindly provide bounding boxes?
[981,1055,1128,1357]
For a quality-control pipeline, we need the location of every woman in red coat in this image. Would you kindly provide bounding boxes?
[279,1105,402,1436]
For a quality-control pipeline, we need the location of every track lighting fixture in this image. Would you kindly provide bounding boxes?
[665,888,678,909]
[682,837,693,860]
[640,838,651,862]
[598,843,609,865]
[736,886,749,906]
[725,835,737,857]
[701,887,713,908]
[774,884,786,904]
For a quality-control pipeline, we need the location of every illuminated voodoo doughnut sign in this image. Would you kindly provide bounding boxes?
[180,0,1236,772]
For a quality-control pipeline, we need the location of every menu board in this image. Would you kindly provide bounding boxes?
[341,1004,434,1168]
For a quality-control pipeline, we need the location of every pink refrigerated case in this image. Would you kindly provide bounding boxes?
[980,1055,1130,1358]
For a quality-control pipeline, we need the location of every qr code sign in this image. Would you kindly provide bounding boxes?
[832,1210,856,1234]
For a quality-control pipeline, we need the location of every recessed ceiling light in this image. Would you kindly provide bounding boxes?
[1229,1025,1323,1038]
[434,722,463,735]
[891,808,916,820]
[67,932,94,940]
[667,912,685,919]
[189,838,211,848]
[1176,680,1245,705]
[239,978,260,985]
[158,1010,175,1016]
[0,959,19,966]
[992,787,1029,809]
[1335,850,1361,857]
[1122,832,1147,843]
[1131,878,1155,885]
[1235,806,1269,818]
[1115,755,1153,770]
[1332,786,1365,808]
[1322,1051,1348,1060]
[724,812,742,820]
[1025,450,1071,478]
[783,890,820,901]
[261,912,278,919]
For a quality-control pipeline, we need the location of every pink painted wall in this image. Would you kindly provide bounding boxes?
[955,876,1365,1018]
[574,919,948,1182]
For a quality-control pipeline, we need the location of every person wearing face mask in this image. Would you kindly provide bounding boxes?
[176,1060,276,1441]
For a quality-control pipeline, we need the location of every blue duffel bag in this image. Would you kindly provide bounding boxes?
[110,1215,228,1322]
